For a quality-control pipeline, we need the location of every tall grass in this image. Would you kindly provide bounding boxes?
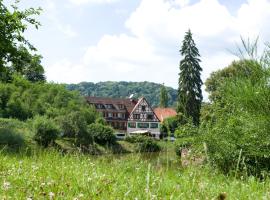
[0,150,270,199]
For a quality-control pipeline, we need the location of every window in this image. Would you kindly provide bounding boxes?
[147,114,153,120]
[133,114,140,119]
[142,105,146,111]
[150,123,158,128]
[108,113,112,118]
[137,123,149,128]
[118,113,125,118]
[118,104,124,109]
[105,104,113,109]
[128,122,136,128]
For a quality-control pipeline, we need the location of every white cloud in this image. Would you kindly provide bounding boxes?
[69,0,119,5]
[44,0,78,38]
[47,0,270,99]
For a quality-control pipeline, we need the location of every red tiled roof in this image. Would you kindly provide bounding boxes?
[154,108,177,122]
[85,96,137,113]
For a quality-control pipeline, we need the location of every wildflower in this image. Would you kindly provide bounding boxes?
[49,192,55,199]
[78,193,84,198]
[3,181,11,190]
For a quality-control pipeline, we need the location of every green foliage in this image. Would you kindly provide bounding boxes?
[160,116,179,137]
[175,121,198,138]
[0,1,44,82]
[201,56,270,175]
[0,128,24,148]
[125,135,161,152]
[32,116,60,147]
[87,123,116,145]
[205,60,264,102]
[95,117,107,125]
[159,84,168,108]
[177,30,203,125]
[2,151,270,199]
[58,111,88,138]
[0,77,98,121]
[66,81,177,107]
[135,137,161,152]
[175,138,193,156]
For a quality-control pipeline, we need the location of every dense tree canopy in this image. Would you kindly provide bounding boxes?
[177,30,202,125]
[205,59,264,102]
[66,81,177,107]
[0,0,45,82]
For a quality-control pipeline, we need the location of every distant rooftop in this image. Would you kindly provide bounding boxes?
[154,108,177,122]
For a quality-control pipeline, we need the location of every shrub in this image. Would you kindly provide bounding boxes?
[58,111,88,138]
[201,60,270,175]
[175,122,198,138]
[0,118,24,129]
[125,135,146,143]
[87,123,116,145]
[135,136,161,152]
[0,128,24,148]
[32,116,60,147]
[126,135,161,152]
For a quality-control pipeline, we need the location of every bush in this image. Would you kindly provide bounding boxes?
[125,135,146,143]
[135,136,161,152]
[58,111,88,138]
[175,122,198,138]
[87,123,116,145]
[32,116,60,147]
[126,135,161,152]
[201,59,270,175]
[0,128,24,148]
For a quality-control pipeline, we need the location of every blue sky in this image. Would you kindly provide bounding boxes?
[5,0,270,97]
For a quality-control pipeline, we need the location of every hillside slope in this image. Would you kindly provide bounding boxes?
[66,81,177,107]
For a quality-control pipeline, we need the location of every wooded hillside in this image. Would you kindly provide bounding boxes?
[66,81,178,107]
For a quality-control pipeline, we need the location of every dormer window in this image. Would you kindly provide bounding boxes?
[105,104,113,109]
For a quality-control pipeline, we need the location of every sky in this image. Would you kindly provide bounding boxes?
[5,0,270,97]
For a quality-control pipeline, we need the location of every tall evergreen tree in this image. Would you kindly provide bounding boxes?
[159,83,168,108]
[177,30,203,125]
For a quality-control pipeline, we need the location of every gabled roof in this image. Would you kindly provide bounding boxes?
[154,108,177,122]
[129,97,160,122]
[86,96,137,113]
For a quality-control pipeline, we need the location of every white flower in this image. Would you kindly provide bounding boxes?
[49,192,55,199]
[3,181,11,190]
[78,193,84,197]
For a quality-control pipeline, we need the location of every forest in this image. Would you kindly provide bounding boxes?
[66,81,177,107]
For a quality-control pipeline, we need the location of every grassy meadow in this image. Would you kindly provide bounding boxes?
[1,146,270,200]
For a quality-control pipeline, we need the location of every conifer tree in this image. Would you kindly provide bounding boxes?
[177,30,203,125]
[159,83,168,108]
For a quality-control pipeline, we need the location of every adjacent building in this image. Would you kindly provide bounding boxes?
[154,108,177,122]
[86,96,137,130]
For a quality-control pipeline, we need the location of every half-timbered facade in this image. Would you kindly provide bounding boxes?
[127,97,161,138]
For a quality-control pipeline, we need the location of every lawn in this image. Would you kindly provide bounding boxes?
[1,148,270,199]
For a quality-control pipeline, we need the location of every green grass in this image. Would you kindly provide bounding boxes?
[1,149,270,199]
